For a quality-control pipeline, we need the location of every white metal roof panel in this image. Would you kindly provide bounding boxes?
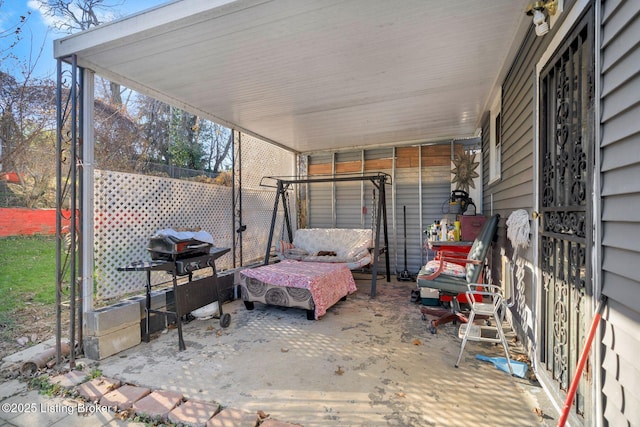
[55,0,530,153]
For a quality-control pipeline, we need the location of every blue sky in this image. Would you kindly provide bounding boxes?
[1,0,168,79]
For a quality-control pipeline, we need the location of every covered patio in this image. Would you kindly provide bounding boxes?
[36,275,554,426]
[47,1,554,425]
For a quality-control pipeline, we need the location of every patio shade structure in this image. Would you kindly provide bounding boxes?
[51,0,531,374]
[53,0,530,154]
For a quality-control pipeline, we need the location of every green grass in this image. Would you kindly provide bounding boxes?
[0,235,57,314]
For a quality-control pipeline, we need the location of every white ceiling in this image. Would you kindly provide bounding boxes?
[54,0,531,153]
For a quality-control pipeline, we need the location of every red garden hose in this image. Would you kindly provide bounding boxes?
[557,295,608,427]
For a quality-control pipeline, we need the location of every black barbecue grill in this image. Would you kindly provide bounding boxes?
[119,234,230,351]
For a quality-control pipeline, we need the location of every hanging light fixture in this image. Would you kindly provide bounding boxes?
[525,0,558,36]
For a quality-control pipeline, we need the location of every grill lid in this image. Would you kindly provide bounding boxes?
[148,229,214,260]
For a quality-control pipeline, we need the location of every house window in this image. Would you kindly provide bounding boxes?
[489,89,502,183]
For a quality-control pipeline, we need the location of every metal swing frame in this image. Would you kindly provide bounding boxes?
[260,172,391,298]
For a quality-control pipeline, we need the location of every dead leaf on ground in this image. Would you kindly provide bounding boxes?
[206,325,214,331]
[412,339,422,346]
[395,392,406,398]
[115,409,133,420]
[335,366,345,375]
[514,354,529,362]
[534,407,544,417]
[281,348,289,353]
[257,410,269,419]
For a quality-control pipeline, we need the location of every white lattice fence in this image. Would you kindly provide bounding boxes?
[94,170,233,302]
[240,134,295,264]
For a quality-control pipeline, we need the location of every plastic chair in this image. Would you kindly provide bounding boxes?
[454,283,514,375]
[417,214,499,333]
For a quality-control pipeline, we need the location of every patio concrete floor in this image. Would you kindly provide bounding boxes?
[2,274,559,426]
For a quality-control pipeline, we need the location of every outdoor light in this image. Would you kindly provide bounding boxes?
[525,0,558,36]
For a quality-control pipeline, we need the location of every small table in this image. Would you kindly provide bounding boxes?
[119,248,230,350]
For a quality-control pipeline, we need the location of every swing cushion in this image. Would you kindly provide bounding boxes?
[276,228,373,269]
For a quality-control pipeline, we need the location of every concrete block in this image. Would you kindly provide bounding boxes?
[168,400,220,427]
[125,290,167,318]
[125,290,169,337]
[132,389,184,420]
[86,301,139,337]
[100,384,151,411]
[77,377,121,401]
[83,322,141,360]
[140,313,167,338]
[206,407,259,427]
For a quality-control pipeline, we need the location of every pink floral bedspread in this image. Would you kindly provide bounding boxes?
[240,260,357,319]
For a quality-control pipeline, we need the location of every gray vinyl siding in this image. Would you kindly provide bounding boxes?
[482,25,540,344]
[599,0,640,425]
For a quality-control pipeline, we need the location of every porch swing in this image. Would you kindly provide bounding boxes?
[260,172,391,298]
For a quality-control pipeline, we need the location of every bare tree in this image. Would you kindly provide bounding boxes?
[35,0,124,32]
[37,0,125,105]
[93,98,141,172]
[0,0,60,207]
[34,1,233,180]
[0,5,32,60]
[0,71,57,207]
[201,123,232,173]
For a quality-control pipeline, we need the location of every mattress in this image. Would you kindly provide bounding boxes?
[239,260,357,319]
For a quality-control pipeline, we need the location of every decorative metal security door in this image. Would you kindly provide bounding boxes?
[538,9,594,419]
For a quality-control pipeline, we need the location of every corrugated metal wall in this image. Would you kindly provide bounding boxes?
[420,164,454,263]
[394,148,421,274]
[599,1,640,425]
[364,148,394,273]
[308,153,333,228]
[335,151,364,229]
[307,144,456,276]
